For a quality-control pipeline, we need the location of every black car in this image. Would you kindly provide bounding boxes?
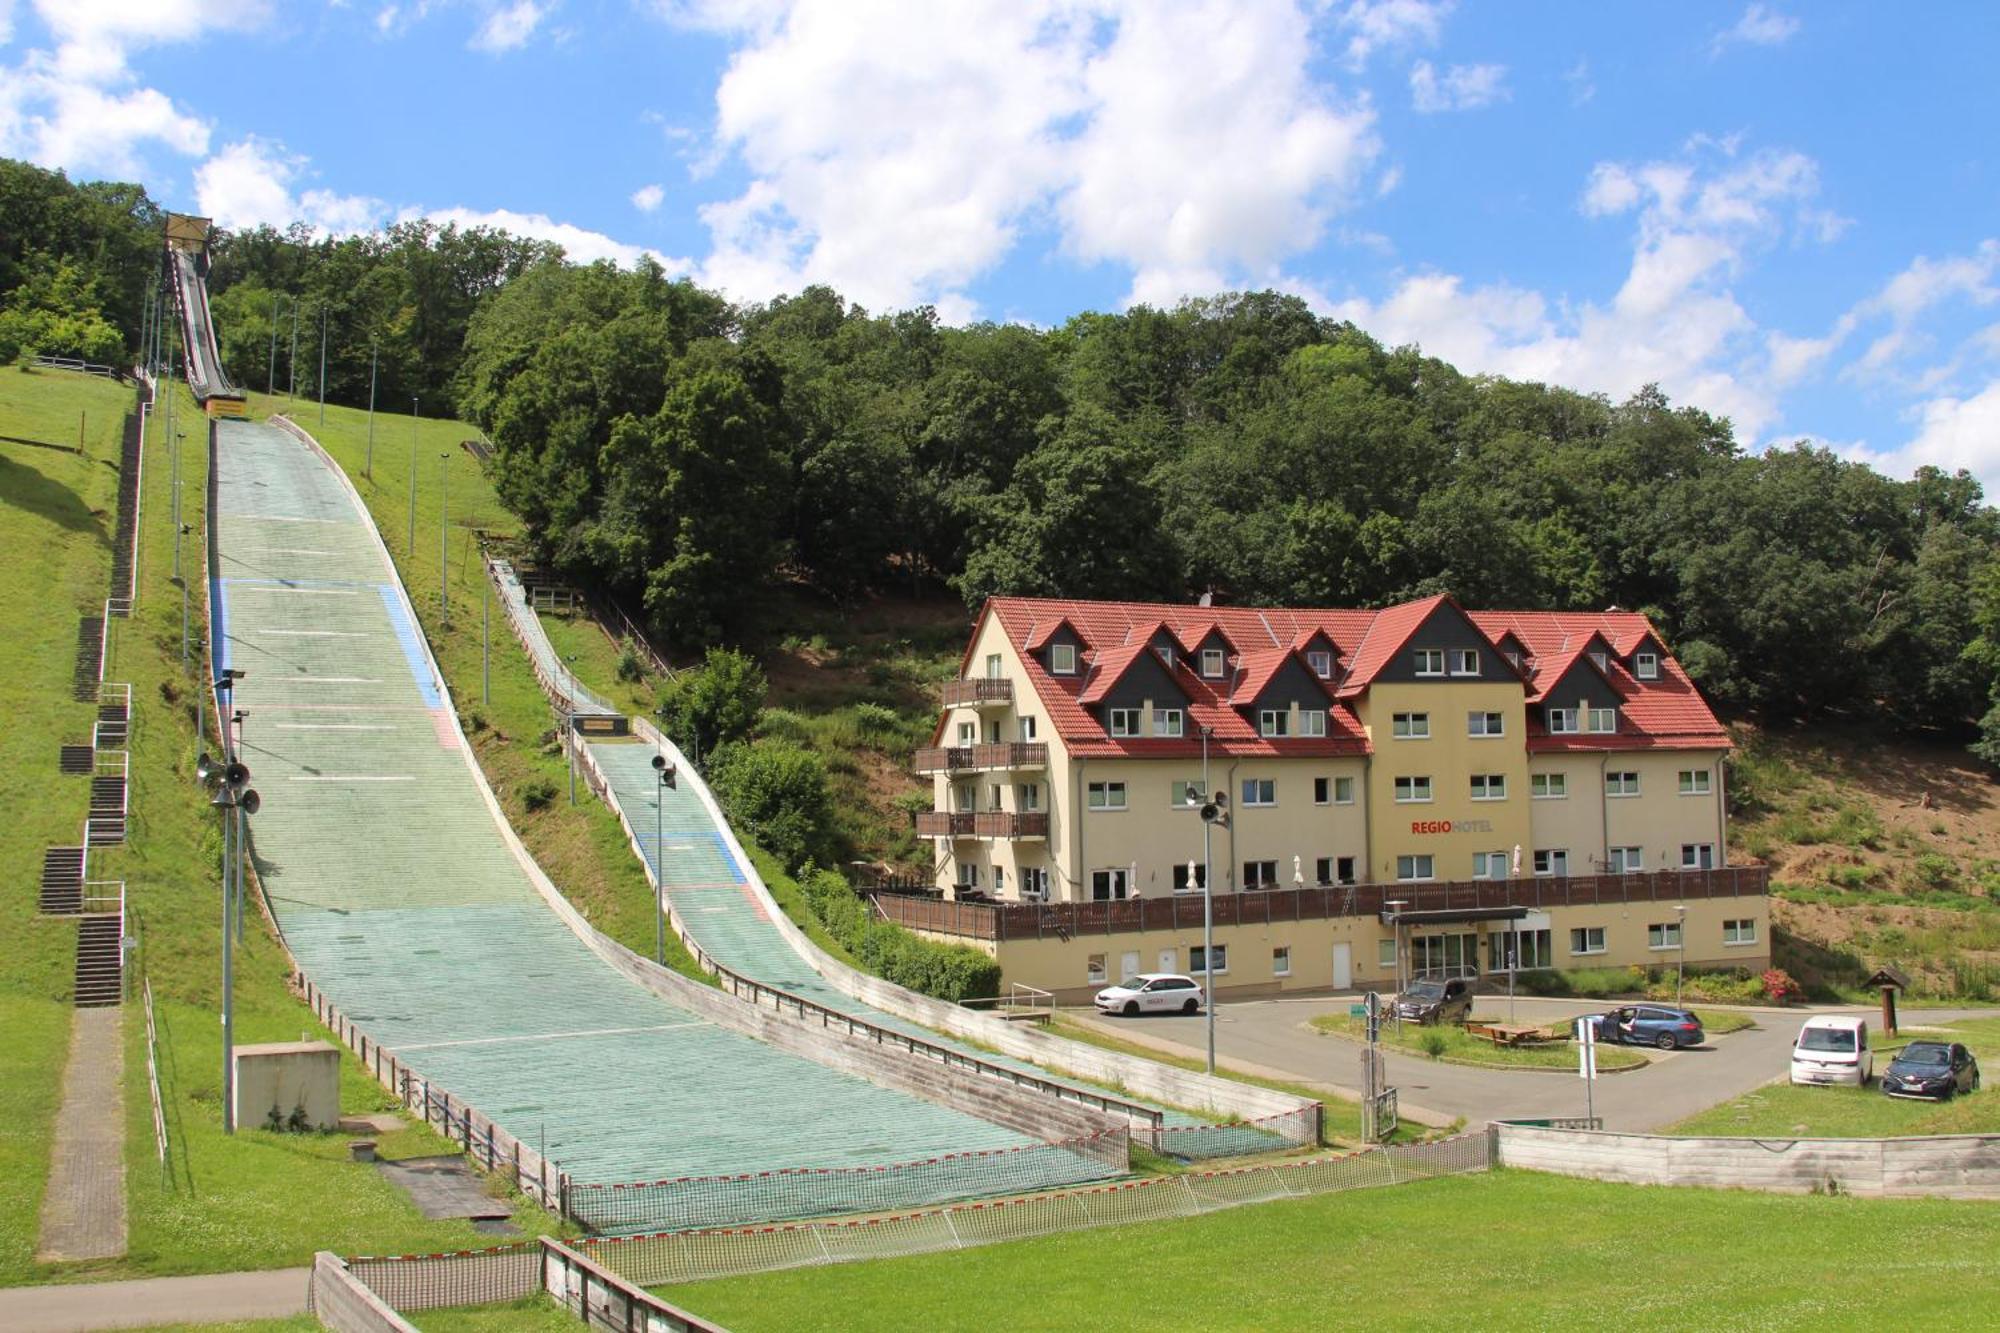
[1882,1041,1981,1100]
[1391,977,1472,1025]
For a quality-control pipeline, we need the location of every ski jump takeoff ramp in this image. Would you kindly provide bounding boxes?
[208,419,1122,1231]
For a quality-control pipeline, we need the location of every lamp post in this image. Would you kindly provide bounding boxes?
[1183,724,1221,1075]
[1675,903,1689,1006]
[562,654,580,805]
[317,304,327,427]
[439,451,450,624]
[195,741,256,1134]
[652,754,677,965]
[1385,899,1408,1001]
[364,340,378,479]
[407,397,419,559]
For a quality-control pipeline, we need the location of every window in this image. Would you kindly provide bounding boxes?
[989,783,1003,811]
[1171,862,1207,892]
[984,653,1003,678]
[1087,781,1126,811]
[1546,707,1578,734]
[1471,851,1508,879]
[1610,846,1645,874]
[1091,868,1131,900]
[1681,843,1716,870]
[1378,938,1398,969]
[1679,769,1712,796]
[1315,856,1334,884]
[1156,643,1175,668]
[1531,773,1567,799]
[1337,855,1356,884]
[1503,649,1521,669]
[1241,778,1276,807]
[1724,918,1757,946]
[1334,776,1355,804]
[1189,943,1229,975]
[955,864,980,888]
[957,721,976,746]
[1534,848,1569,876]
[1171,779,1201,808]
[1201,647,1225,678]
[1314,777,1330,805]
[1050,643,1077,675]
[1570,926,1606,955]
[1299,710,1327,737]
[1587,707,1617,734]
[1087,953,1107,984]
[1396,854,1435,881]
[1647,921,1682,950]
[1589,650,1608,670]
[1019,715,1037,741]
[1468,710,1505,737]
[1392,712,1430,739]
[1307,649,1332,678]
[1108,707,1140,737]
[1449,648,1481,676]
[1606,771,1641,797]
[1394,776,1433,803]
[1492,928,1552,971]
[1470,774,1507,801]
[1635,651,1659,680]
[1018,783,1041,811]
[1259,709,1290,737]
[1273,946,1292,977]
[1414,648,1445,676]
[1153,707,1184,737]
[1020,867,1049,901]
[993,866,1005,894]
[1242,860,1278,889]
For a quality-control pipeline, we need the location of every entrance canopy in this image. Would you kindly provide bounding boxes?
[1379,905,1530,927]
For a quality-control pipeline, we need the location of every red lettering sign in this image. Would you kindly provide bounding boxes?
[1411,820,1453,835]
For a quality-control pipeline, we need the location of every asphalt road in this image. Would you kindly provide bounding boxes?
[1072,996,1998,1132]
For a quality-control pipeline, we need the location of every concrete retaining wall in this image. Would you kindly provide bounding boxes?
[310,1253,419,1333]
[1494,1123,2000,1198]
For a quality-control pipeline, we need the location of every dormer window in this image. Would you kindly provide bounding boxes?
[1449,649,1480,676]
[1547,707,1578,734]
[1201,648,1225,678]
[1414,649,1445,676]
[1299,710,1327,737]
[1587,706,1617,734]
[1153,707,1184,738]
[1307,649,1332,679]
[1050,643,1077,675]
[1107,707,1140,737]
[1503,650,1520,669]
[1259,709,1290,738]
[1589,650,1607,670]
[1157,644,1175,668]
[1635,652,1658,680]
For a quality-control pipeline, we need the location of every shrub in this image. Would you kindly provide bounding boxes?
[657,647,768,757]
[1515,969,1571,996]
[850,702,902,741]
[520,779,556,812]
[1418,1030,1449,1059]
[615,643,644,683]
[711,740,835,874]
[1911,853,1958,890]
[1761,968,1801,1004]
[798,867,999,1002]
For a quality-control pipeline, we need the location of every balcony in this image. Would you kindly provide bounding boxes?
[914,810,1050,840]
[942,678,1013,709]
[913,742,1049,775]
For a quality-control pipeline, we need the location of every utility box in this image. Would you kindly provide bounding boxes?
[234,1041,341,1132]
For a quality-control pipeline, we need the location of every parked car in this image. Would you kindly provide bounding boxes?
[1791,1015,1873,1086]
[1583,1005,1705,1050]
[1094,973,1204,1016]
[1391,977,1473,1026]
[1881,1041,1981,1100]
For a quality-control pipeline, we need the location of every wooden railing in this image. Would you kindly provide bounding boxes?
[941,678,1013,707]
[914,742,1048,774]
[915,810,1050,839]
[874,865,1772,942]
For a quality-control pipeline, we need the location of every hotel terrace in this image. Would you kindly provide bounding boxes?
[886,594,1770,1002]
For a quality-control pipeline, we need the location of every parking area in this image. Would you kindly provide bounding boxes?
[1066,995,2000,1132]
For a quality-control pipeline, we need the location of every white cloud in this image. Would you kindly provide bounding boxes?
[470,0,547,52]
[631,183,666,212]
[1409,60,1507,113]
[1711,4,1799,55]
[684,0,1378,315]
[194,137,387,234]
[0,1,16,47]
[1336,0,1449,66]
[409,204,687,271]
[1845,380,2000,492]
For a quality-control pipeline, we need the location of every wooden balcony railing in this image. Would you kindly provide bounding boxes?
[913,810,1050,839]
[914,811,974,838]
[872,864,1772,943]
[914,743,1050,774]
[941,678,1013,708]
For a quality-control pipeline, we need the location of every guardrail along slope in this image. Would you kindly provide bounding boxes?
[210,419,1120,1219]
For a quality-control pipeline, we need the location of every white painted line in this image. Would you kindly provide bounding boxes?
[262,630,370,638]
[288,772,414,781]
[265,548,338,556]
[294,676,382,684]
[393,1022,708,1053]
[273,723,398,732]
[239,514,346,524]
[236,587,357,595]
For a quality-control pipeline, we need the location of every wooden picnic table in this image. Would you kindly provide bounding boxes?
[1465,1021,1553,1047]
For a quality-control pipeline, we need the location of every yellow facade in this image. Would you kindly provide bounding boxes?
[1357,682,1534,885]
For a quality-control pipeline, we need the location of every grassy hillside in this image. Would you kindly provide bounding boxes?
[1731,724,2000,1000]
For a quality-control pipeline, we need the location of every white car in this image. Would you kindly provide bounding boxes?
[1791,1015,1873,1087]
[1095,972,1205,1017]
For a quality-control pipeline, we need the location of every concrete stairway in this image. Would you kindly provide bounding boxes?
[72,618,102,702]
[73,916,124,1007]
[94,698,128,747]
[86,775,126,847]
[40,847,84,915]
[59,745,95,775]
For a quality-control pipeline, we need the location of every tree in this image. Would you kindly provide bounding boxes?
[710,740,834,872]
[657,647,768,759]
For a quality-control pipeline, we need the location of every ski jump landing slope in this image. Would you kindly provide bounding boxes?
[209,419,1094,1197]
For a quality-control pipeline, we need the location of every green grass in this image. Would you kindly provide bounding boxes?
[1693,1009,1758,1036]
[668,1167,2000,1331]
[0,994,74,1281]
[1307,1014,1649,1071]
[1669,1016,2000,1138]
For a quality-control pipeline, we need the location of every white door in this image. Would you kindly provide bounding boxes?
[1332,942,1352,990]
[1158,948,1178,974]
[1120,950,1141,982]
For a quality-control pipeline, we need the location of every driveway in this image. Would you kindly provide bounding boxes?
[1071,997,1999,1132]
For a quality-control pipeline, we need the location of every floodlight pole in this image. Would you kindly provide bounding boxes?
[482,574,491,705]
[1201,725,1215,1076]
[365,341,377,479]
[1675,904,1688,1005]
[267,293,278,395]
[220,788,235,1133]
[407,397,419,559]
[439,451,450,624]
[288,299,298,400]
[655,767,667,965]
[317,305,327,427]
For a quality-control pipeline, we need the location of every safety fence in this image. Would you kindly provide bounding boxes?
[344,1133,1492,1308]
[1154,1104,1322,1159]
[566,1130,1128,1235]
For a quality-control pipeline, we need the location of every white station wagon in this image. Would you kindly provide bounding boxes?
[1094,972,1205,1017]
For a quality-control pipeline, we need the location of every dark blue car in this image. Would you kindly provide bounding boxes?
[1585,1005,1705,1050]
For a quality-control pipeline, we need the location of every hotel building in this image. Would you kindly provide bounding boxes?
[887,594,1771,1002]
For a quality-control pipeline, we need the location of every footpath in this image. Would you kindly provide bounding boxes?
[0,1267,309,1332]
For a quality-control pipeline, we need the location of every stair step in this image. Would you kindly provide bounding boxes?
[73,618,104,701]
[58,745,95,774]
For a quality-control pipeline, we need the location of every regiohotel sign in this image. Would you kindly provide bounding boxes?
[1410,819,1495,835]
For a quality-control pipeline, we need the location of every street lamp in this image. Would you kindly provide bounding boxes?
[1674,903,1689,1006]
[562,654,580,805]
[438,451,451,625]
[1385,899,1409,1001]
[652,754,678,965]
[194,749,258,1134]
[407,396,419,559]
[365,340,377,479]
[1183,724,1223,1075]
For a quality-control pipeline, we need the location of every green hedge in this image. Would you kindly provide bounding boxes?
[799,868,1000,1004]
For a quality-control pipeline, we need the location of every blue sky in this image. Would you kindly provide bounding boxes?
[3,2,1998,488]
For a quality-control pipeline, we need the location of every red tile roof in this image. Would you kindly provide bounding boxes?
[1075,642,1155,705]
[972,596,1727,757]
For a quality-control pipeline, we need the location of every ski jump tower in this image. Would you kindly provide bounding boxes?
[163,213,249,419]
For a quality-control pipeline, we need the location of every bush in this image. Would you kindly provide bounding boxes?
[798,867,1000,1002]
[1418,1030,1449,1059]
[1761,968,1801,1004]
[520,779,556,812]
[657,647,768,757]
[1515,969,1571,996]
[710,740,835,874]
[615,643,644,683]
[850,702,902,742]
